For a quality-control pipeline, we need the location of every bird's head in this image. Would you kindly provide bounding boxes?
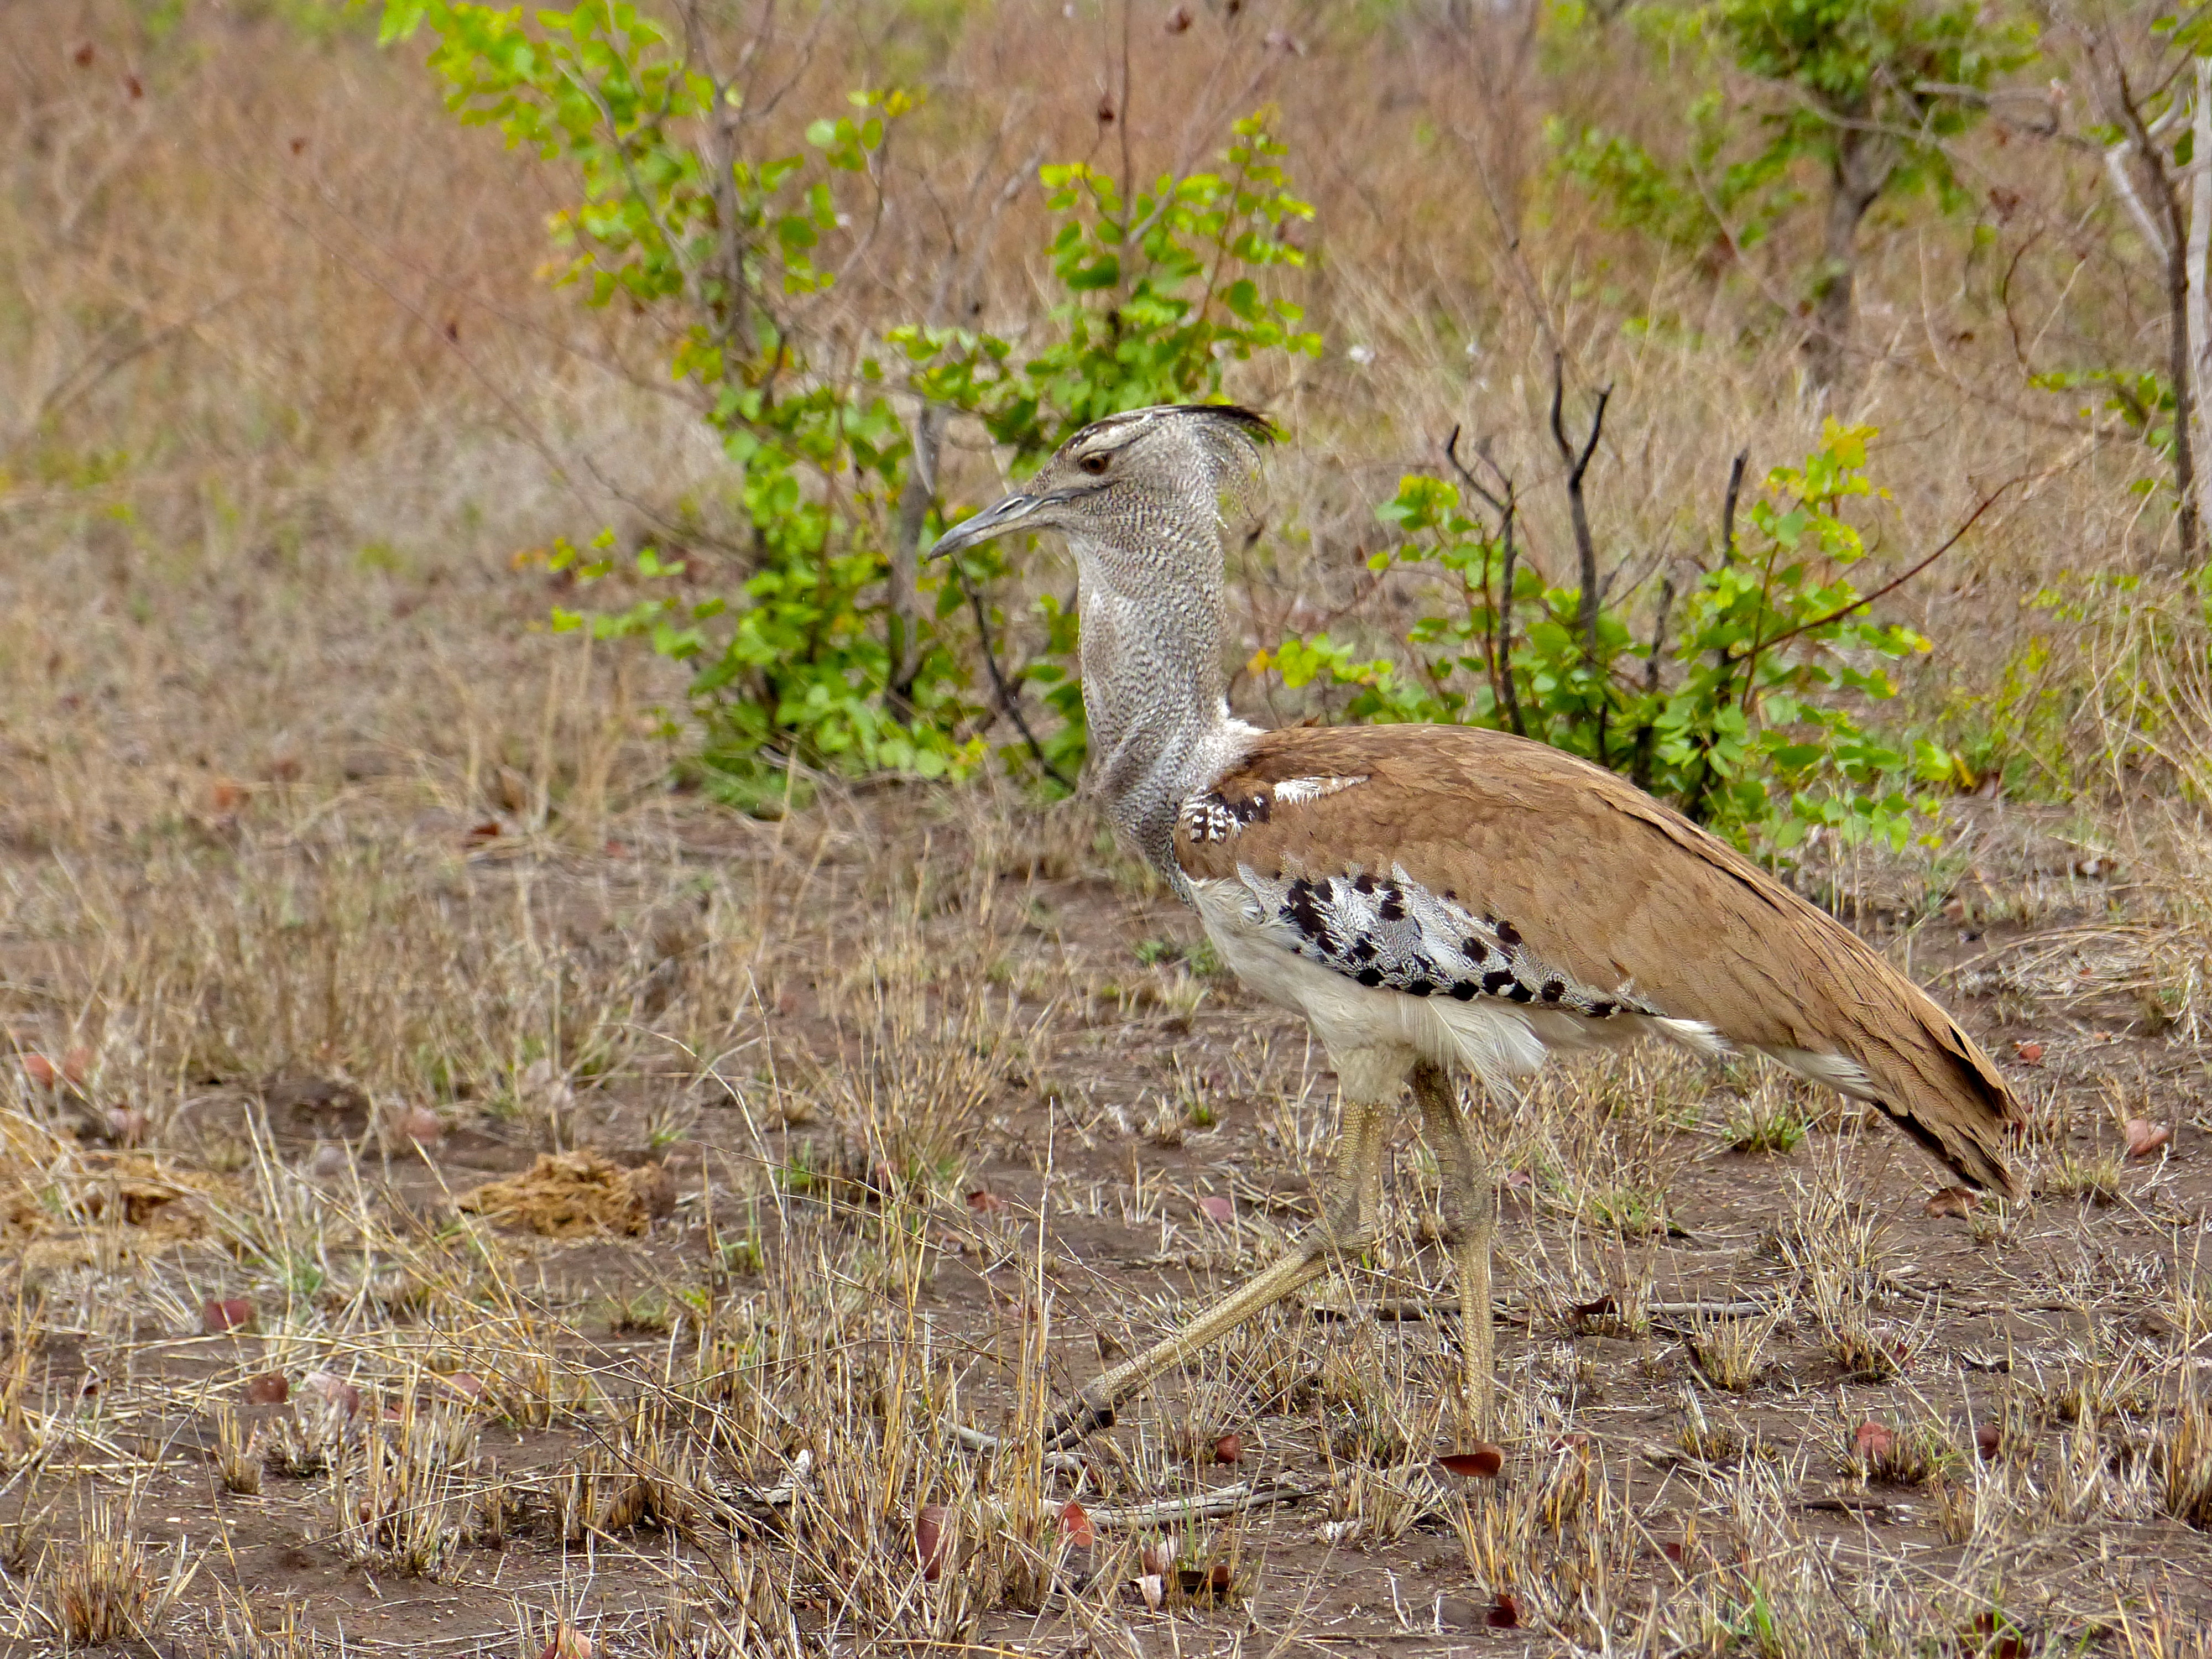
[926,403,1276,567]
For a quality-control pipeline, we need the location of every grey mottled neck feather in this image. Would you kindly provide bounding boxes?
[1068,518,1254,891]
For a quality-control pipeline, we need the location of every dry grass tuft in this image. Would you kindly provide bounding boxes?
[1683,1309,1779,1392]
[40,1491,196,1648]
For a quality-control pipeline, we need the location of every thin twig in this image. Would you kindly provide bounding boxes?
[956,563,1076,791]
[1742,476,2021,659]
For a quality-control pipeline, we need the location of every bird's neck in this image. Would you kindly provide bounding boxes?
[1073,543,1256,888]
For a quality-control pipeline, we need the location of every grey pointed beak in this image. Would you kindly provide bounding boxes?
[927,491,1048,560]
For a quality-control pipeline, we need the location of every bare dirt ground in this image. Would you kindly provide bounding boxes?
[0,531,2206,1658]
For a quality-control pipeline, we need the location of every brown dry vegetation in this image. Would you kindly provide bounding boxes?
[3,2,2212,1656]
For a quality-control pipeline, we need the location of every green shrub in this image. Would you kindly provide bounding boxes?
[1256,421,1938,854]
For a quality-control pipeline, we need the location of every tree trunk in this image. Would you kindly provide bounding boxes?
[1804,126,1895,395]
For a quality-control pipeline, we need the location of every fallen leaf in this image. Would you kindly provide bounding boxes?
[1569,1294,1618,1320]
[913,1503,950,1580]
[1437,1444,1504,1479]
[1924,1186,1981,1219]
[2012,1041,2044,1066]
[466,820,502,843]
[241,1372,289,1406]
[1854,1421,1896,1460]
[19,1053,61,1089]
[210,779,248,812]
[1974,1422,2002,1462]
[201,1297,254,1335]
[395,1105,444,1146]
[1968,1611,2027,1659]
[1058,1500,1095,1548]
[537,1625,592,1659]
[1138,1540,1174,1578]
[1135,1573,1164,1611]
[1486,1591,1524,1629]
[965,1190,1008,1214]
[72,41,95,66]
[2123,1119,2171,1160]
[61,1044,91,1086]
[1660,1540,1686,1564]
[1504,1167,1533,1190]
[302,1370,363,1420]
[1196,1193,1235,1223]
[1213,1432,1243,1464]
[443,1371,488,1402]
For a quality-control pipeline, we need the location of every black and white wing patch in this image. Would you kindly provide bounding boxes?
[1239,863,1656,1021]
[1178,775,1368,844]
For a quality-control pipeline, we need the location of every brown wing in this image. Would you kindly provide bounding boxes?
[1177,724,2020,1196]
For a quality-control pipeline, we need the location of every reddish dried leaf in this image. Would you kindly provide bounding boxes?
[1854,1421,1896,1460]
[61,1044,91,1086]
[1968,1611,2027,1659]
[395,1106,443,1146]
[1486,1592,1524,1629]
[19,1054,60,1089]
[201,1297,254,1335]
[1058,1500,1095,1548]
[965,1190,1008,1214]
[1924,1186,1981,1219]
[444,1371,488,1402]
[1975,1422,2002,1462]
[913,1503,950,1580]
[1504,1166,1533,1189]
[2012,1041,2044,1066]
[210,779,248,813]
[302,1370,363,1420]
[1569,1294,1618,1320]
[1660,1540,1686,1564]
[241,1372,289,1406]
[124,74,143,98]
[537,1626,593,1659]
[2124,1119,2172,1160]
[1213,1432,1243,1464]
[1209,1561,1232,1592]
[467,820,502,843]
[1196,1194,1234,1223]
[1437,1444,1505,1479]
[72,41,95,66]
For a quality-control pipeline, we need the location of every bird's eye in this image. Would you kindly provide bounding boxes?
[1077,452,1111,476]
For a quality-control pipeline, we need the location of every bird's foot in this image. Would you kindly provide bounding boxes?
[1042,1389,1116,1453]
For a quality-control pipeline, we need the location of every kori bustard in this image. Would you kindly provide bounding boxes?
[930,403,2018,1449]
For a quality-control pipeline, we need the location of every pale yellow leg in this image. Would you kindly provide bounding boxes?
[1411,1060,1498,1443]
[1044,1088,1394,1450]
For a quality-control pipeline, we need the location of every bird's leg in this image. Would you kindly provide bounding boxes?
[1411,1060,1498,1443]
[1042,1092,1392,1452]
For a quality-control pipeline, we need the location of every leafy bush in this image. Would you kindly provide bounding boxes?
[1256,422,1939,853]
